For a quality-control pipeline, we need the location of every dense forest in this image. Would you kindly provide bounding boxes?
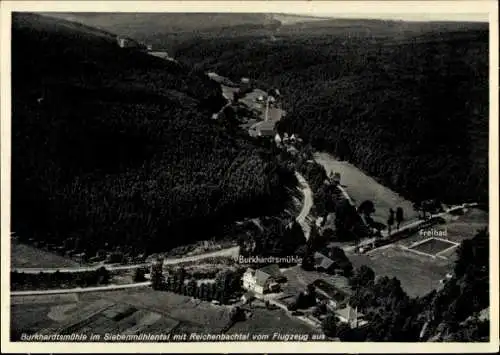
[11,13,297,257]
[174,26,489,204]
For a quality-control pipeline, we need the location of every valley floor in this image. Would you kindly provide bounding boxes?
[314,152,419,224]
[348,207,488,297]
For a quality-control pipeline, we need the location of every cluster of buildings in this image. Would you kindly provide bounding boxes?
[116,36,153,52]
[239,259,367,328]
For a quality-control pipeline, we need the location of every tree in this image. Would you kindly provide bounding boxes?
[230,306,246,323]
[387,209,395,235]
[350,265,375,289]
[214,269,241,303]
[97,266,110,284]
[284,220,306,256]
[287,300,299,311]
[396,207,404,230]
[307,223,322,250]
[413,201,423,219]
[133,268,146,282]
[301,245,315,271]
[206,281,216,300]
[107,251,124,264]
[358,200,375,218]
[335,199,360,240]
[312,306,323,318]
[150,260,164,291]
[322,313,338,338]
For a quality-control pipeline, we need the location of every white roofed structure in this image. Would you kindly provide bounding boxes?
[274,133,282,145]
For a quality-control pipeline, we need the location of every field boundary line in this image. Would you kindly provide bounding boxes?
[400,245,447,260]
[408,237,436,249]
[11,282,152,296]
[432,237,460,246]
[435,244,460,256]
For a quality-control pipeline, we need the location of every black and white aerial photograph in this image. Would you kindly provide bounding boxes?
[2,0,498,353]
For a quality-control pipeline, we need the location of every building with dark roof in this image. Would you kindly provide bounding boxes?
[255,121,276,137]
[312,277,352,310]
[313,252,335,272]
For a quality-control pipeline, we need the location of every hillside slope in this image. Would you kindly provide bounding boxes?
[174,26,489,204]
[40,13,488,52]
[42,12,283,51]
[11,13,296,257]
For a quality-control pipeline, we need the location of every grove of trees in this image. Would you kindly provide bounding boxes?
[11,267,111,291]
[151,266,244,304]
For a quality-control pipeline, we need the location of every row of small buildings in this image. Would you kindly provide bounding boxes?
[116,36,153,52]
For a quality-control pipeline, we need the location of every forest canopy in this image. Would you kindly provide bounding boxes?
[175,26,489,204]
[11,13,296,257]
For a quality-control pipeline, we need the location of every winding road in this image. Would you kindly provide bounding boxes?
[295,171,313,239]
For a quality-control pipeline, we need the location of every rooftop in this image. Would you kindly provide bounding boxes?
[243,291,255,299]
[313,277,352,301]
[314,252,335,270]
[254,264,283,286]
[255,121,276,134]
[336,306,365,322]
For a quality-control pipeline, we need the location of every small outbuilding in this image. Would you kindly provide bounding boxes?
[241,291,256,304]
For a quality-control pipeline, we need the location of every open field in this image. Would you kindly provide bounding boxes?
[11,241,79,268]
[11,285,321,339]
[397,208,488,249]
[95,289,232,332]
[227,308,318,335]
[349,245,449,298]
[348,207,488,297]
[314,152,419,223]
[10,288,231,339]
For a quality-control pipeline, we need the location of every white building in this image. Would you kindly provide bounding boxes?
[242,265,283,295]
[274,133,282,146]
[335,304,368,328]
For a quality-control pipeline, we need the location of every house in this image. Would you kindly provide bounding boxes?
[242,264,284,294]
[312,278,351,310]
[255,121,276,137]
[259,264,286,282]
[314,252,335,272]
[335,304,368,328]
[241,291,255,304]
[117,36,134,48]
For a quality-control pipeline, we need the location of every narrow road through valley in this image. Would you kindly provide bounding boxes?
[12,246,240,274]
[295,171,313,240]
